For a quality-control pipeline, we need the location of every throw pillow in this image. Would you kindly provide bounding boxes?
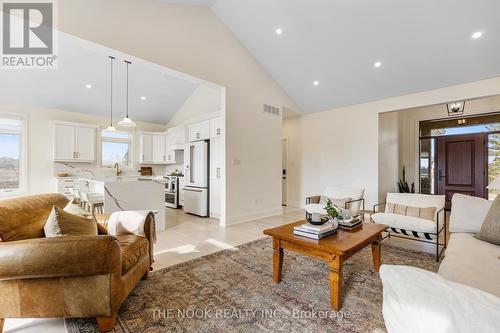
[475,195,500,246]
[385,202,436,221]
[320,196,352,209]
[44,206,98,237]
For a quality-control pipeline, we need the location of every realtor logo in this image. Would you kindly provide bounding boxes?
[1,0,58,69]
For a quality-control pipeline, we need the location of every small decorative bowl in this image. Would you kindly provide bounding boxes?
[306,216,330,225]
[57,172,69,177]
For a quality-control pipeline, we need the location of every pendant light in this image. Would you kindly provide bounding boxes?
[118,60,137,128]
[106,56,116,131]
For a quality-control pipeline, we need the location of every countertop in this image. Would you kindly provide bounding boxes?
[79,176,166,183]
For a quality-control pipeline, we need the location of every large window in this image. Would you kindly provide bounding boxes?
[101,129,132,167]
[0,115,25,194]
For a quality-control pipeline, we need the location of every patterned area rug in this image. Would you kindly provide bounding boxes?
[66,238,438,333]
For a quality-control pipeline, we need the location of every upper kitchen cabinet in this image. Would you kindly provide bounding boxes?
[152,134,166,163]
[52,122,96,162]
[188,120,210,142]
[167,126,187,146]
[139,132,179,164]
[209,117,223,138]
[139,133,154,163]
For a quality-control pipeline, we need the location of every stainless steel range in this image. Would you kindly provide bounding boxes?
[164,176,179,209]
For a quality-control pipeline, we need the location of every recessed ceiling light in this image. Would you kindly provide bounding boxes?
[313,80,319,86]
[275,28,283,35]
[472,31,483,39]
[374,61,382,68]
[140,96,146,101]
[85,84,92,89]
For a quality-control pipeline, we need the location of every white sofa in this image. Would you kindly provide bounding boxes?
[380,193,500,333]
[305,186,365,217]
[371,193,446,261]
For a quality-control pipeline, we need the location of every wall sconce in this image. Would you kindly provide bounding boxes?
[447,101,465,116]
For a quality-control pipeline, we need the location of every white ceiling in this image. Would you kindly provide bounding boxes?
[159,0,218,6]
[166,0,500,113]
[0,28,200,124]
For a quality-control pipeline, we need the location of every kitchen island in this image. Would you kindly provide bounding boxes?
[79,176,166,231]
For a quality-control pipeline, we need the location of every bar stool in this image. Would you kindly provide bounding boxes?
[80,192,105,215]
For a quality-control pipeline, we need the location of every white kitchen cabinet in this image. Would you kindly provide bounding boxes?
[75,127,95,161]
[179,178,185,206]
[57,177,79,198]
[139,132,180,164]
[165,149,176,164]
[209,137,223,180]
[54,125,75,161]
[53,122,96,162]
[188,120,210,142]
[209,137,223,218]
[210,117,223,139]
[168,126,187,145]
[209,179,221,218]
[139,134,153,163]
[153,135,166,163]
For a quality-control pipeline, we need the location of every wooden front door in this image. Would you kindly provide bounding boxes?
[437,134,487,208]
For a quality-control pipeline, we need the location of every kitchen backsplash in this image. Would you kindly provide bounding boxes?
[53,162,168,178]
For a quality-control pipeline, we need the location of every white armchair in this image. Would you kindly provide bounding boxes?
[371,193,446,261]
[305,186,365,217]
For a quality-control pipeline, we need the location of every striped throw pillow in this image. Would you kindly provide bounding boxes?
[385,202,436,222]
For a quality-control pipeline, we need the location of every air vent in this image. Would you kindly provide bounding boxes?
[263,104,280,116]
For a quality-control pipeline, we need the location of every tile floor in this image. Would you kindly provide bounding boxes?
[3,206,439,332]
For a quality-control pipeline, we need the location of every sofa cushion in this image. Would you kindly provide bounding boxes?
[380,265,500,333]
[439,233,500,298]
[475,195,500,246]
[371,213,438,239]
[449,193,492,233]
[116,234,149,274]
[0,193,69,241]
[44,206,98,237]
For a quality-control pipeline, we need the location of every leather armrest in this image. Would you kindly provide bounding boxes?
[106,211,156,265]
[0,236,121,280]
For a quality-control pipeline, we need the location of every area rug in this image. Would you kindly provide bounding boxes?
[66,238,439,333]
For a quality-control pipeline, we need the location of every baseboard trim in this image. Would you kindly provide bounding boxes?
[224,207,283,226]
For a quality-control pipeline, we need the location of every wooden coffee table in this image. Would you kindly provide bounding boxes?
[263,221,388,310]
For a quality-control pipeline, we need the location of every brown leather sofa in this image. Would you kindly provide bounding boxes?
[0,194,155,332]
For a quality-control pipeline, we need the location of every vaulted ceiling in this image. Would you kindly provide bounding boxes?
[162,0,500,113]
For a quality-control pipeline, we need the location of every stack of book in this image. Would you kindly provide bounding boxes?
[338,215,362,230]
[293,223,337,240]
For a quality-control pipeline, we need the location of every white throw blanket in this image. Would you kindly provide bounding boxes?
[107,210,156,243]
[380,265,500,333]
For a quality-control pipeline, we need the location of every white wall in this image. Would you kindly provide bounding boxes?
[0,104,165,197]
[167,85,222,127]
[284,77,500,208]
[378,111,400,202]
[58,0,300,224]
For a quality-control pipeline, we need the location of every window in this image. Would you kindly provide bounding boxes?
[0,115,26,194]
[101,129,132,167]
[488,133,500,200]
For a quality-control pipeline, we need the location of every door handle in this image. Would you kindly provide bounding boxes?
[438,170,446,180]
[184,188,202,193]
